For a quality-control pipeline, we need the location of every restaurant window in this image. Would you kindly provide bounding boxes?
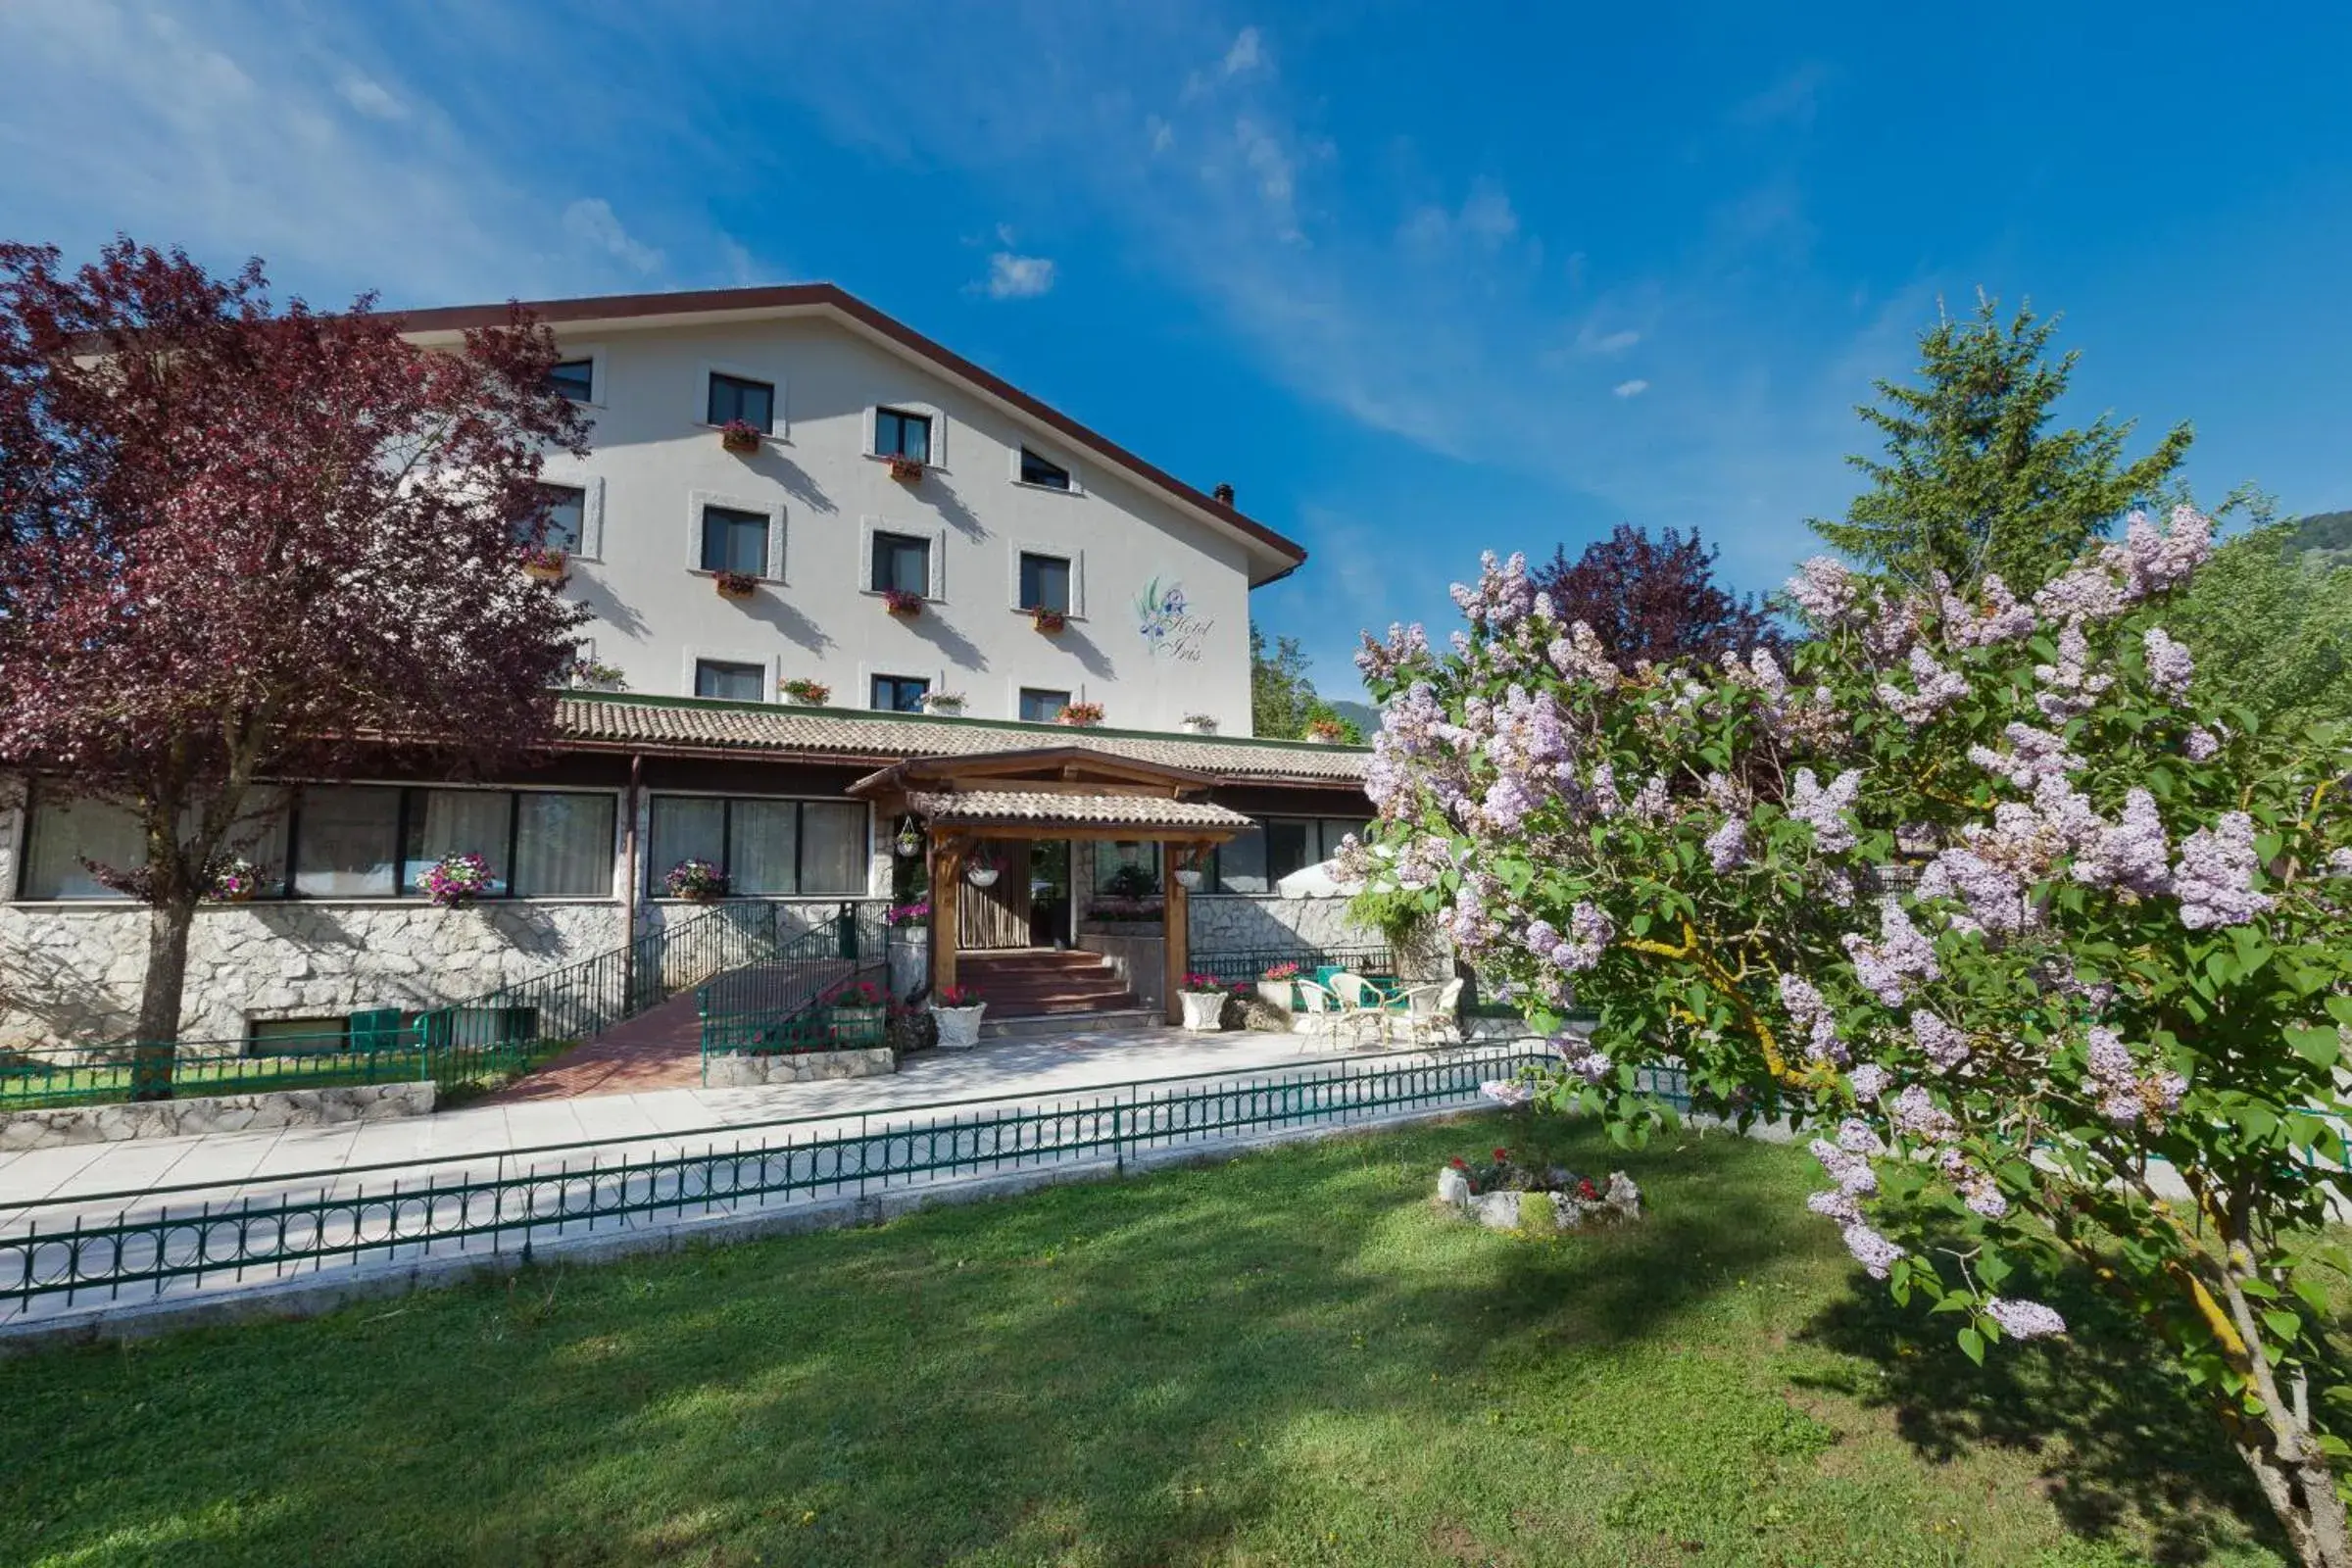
[700,505,769,576]
[1019,448,1071,490]
[1259,816,1371,886]
[871,674,929,712]
[1018,687,1069,724]
[707,371,774,432]
[874,406,932,464]
[1212,825,1268,894]
[1018,552,1070,614]
[870,531,930,596]
[1092,841,1162,899]
[545,358,596,402]
[694,660,765,701]
[645,797,868,897]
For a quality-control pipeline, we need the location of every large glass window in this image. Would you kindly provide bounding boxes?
[1018,448,1071,490]
[18,784,611,903]
[695,660,765,701]
[1258,816,1371,886]
[1018,687,1070,724]
[871,674,929,712]
[1212,825,1268,894]
[645,797,869,897]
[701,505,769,576]
[874,407,931,463]
[1092,841,1162,898]
[870,531,929,595]
[1018,552,1070,614]
[707,372,774,432]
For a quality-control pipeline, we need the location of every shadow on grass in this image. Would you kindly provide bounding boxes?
[1796,1248,2284,1566]
[0,1120,1873,1565]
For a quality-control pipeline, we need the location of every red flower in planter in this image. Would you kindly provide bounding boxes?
[1577,1177,1601,1201]
[1492,1148,1509,1160]
[1448,1156,1468,1170]
[883,588,924,615]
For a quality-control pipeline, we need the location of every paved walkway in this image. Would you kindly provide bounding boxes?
[0,1025,1397,1217]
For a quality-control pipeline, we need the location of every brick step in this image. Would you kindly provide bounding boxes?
[979,1005,1160,1040]
[959,953,1118,973]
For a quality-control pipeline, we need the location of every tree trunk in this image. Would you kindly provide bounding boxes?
[129,899,197,1101]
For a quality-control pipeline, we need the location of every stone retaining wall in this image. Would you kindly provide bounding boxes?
[703,1047,897,1088]
[0,1080,435,1151]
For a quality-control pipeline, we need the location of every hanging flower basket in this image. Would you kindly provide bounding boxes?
[664,858,729,902]
[1173,866,1204,892]
[719,418,763,455]
[884,589,924,617]
[1056,701,1104,728]
[894,825,924,858]
[921,692,966,715]
[886,454,924,482]
[965,858,1002,889]
[417,852,494,907]
[1179,713,1217,735]
[714,570,759,600]
[1031,607,1067,635]
[204,857,267,904]
[519,545,568,582]
[781,678,830,706]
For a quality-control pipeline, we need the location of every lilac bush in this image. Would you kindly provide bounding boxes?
[1349,514,2352,1565]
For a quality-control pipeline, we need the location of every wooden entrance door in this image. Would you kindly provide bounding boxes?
[957,838,1033,950]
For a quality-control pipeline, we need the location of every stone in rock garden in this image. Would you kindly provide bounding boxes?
[1604,1172,1642,1219]
[1471,1191,1521,1231]
[1436,1166,1472,1208]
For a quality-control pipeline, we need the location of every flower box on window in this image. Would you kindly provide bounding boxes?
[568,658,627,692]
[519,545,567,582]
[885,454,924,482]
[719,418,763,455]
[1306,717,1348,744]
[1055,701,1104,727]
[883,589,924,617]
[714,570,759,600]
[417,852,494,908]
[1180,713,1217,735]
[920,692,966,715]
[1030,607,1066,635]
[664,858,728,903]
[781,678,830,707]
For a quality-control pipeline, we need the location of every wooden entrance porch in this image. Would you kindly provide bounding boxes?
[848,748,1253,1025]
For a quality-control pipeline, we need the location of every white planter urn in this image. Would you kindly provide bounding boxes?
[931,1003,988,1050]
[1177,990,1225,1033]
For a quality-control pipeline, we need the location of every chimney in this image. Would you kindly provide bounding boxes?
[1212,482,1236,507]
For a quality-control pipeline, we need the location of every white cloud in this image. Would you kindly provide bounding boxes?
[1613,378,1650,398]
[562,197,664,274]
[983,252,1056,299]
[335,73,403,121]
[1222,26,1263,76]
[1587,327,1641,354]
[1146,115,1174,155]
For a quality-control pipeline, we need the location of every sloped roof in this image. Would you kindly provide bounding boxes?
[554,695,1370,787]
[905,791,1254,832]
[395,281,1305,584]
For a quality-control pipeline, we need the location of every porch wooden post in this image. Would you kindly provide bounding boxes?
[1163,840,1195,1026]
[930,833,965,993]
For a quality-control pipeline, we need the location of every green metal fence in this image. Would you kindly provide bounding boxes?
[698,904,893,1079]
[1190,944,1396,984]
[4,1042,1678,1316]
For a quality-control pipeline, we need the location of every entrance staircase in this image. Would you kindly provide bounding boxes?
[958,949,1158,1040]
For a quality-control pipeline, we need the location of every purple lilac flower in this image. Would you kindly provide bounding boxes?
[1984,1297,2067,1340]
[1554,1037,1613,1084]
[1480,685,1577,833]
[1916,848,2031,937]
[2173,812,2273,930]
[1449,551,1538,634]
[1943,573,2038,648]
[2185,726,2221,761]
[1705,815,1749,872]
[1909,1011,1972,1072]
[2142,626,2195,703]
[1778,973,1845,1063]
[1889,1085,1959,1144]
[1480,1079,1536,1107]
[1810,1138,1879,1197]
[1546,620,1621,689]
[1629,775,1671,824]
[1355,620,1433,684]
[1806,1189,1861,1223]
[1840,1222,1906,1280]
[1842,901,1940,1005]
[1847,1063,1890,1101]
[2113,506,2214,598]
[2032,620,2114,722]
[2073,789,2173,897]
[1745,647,1788,705]
[1788,767,1863,854]
[1876,645,1971,725]
[2085,1026,2143,1124]
[1588,762,1624,818]
[1786,556,1862,626]
[1836,1118,1886,1156]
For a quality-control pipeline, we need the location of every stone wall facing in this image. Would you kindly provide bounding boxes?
[0,1080,435,1150]
[1187,895,1384,959]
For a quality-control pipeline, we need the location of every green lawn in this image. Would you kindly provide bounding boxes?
[0,1115,2293,1567]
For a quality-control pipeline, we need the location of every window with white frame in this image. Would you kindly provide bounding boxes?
[700,505,770,576]
[694,659,765,702]
[1018,552,1071,614]
[707,371,774,432]
[874,407,932,464]
[522,483,587,553]
[870,530,930,596]
[645,796,867,896]
[1018,687,1070,723]
[1018,447,1072,490]
[545,358,596,402]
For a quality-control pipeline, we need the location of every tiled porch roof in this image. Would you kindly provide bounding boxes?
[554,695,1370,786]
[904,790,1255,832]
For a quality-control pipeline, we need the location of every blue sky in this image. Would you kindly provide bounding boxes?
[4,2,2348,700]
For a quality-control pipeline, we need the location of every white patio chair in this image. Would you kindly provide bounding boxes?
[1292,980,1356,1052]
[1326,971,1391,1049]
[1397,977,1465,1049]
